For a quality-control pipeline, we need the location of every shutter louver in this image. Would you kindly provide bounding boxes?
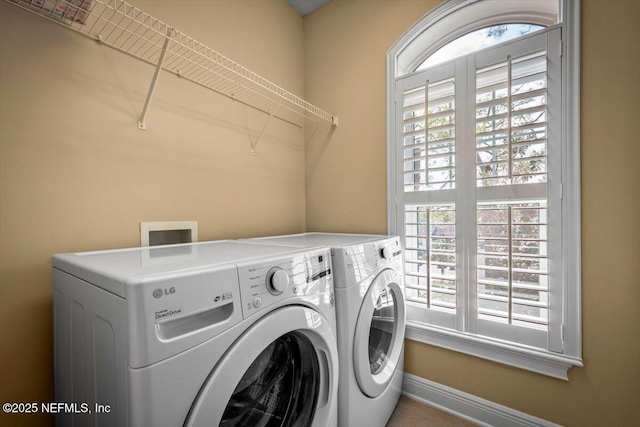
[476,202,549,329]
[404,204,456,313]
[475,51,548,187]
[403,78,456,192]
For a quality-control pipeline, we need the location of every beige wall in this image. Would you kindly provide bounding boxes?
[1,0,639,426]
[304,0,640,426]
[0,1,305,425]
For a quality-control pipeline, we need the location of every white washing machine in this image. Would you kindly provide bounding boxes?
[245,233,406,427]
[52,240,338,427]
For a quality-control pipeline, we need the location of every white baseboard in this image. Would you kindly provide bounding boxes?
[402,373,562,427]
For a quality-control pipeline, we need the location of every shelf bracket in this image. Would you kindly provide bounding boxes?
[250,111,274,156]
[138,27,174,130]
[249,100,283,155]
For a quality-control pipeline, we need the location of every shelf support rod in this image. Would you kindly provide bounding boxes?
[250,100,283,155]
[138,27,174,130]
[250,111,274,156]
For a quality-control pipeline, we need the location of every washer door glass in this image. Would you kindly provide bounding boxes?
[221,331,319,427]
[368,288,397,375]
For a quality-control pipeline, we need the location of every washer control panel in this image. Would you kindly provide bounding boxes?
[236,248,333,318]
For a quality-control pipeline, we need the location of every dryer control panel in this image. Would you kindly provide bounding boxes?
[332,236,403,288]
[237,248,333,319]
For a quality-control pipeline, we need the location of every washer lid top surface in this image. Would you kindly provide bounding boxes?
[249,232,390,248]
[52,241,325,297]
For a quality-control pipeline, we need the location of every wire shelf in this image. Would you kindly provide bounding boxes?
[6,0,339,129]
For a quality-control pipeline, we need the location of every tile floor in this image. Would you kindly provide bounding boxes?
[386,395,478,427]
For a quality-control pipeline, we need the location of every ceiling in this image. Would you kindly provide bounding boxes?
[288,0,331,16]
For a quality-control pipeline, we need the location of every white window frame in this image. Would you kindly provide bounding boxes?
[387,0,582,380]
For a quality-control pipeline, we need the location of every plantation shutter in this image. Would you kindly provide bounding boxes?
[470,30,562,351]
[396,62,459,329]
[395,28,563,352]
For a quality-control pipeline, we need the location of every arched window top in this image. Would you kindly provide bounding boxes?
[416,23,545,71]
[392,0,559,77]
[386,0,582,379]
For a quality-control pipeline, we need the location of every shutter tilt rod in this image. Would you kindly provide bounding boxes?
[424,80,430,186]
[506,55,513,178]
[138,27,174,130]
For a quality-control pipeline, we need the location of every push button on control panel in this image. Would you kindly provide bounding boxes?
[252,296,262,308]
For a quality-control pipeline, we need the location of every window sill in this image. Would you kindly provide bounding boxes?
[405,321,583,380]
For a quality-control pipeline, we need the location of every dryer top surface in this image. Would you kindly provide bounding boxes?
[248,232,392,248]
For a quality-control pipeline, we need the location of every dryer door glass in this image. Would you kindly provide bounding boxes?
[369,287,397,374]
[220,331,320,427]
[353,268,406,398]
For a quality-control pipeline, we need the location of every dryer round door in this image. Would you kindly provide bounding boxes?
[185,306,337,427]
[353,268,406,398]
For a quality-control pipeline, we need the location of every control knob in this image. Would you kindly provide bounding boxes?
[266,267,289,295]
[381,245,393,260]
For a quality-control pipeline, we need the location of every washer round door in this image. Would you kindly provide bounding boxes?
[353,268,406,398]
[185,306,338,427]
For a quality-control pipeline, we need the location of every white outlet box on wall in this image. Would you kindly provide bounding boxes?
[140,221,198,247]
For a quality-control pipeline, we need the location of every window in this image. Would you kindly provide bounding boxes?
[387,0,582,379]
[417,24,544,70]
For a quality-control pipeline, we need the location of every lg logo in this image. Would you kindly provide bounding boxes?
[153,287,176,298]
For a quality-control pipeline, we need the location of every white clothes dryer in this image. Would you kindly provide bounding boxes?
[245,233,406,427]
[52,240,338,427]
